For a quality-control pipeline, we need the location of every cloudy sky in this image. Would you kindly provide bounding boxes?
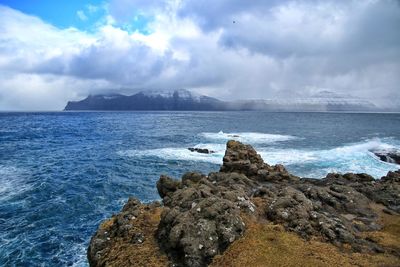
[0,0,399,110]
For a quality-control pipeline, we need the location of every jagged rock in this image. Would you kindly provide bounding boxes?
[220,140,265,176]
[87,198,163,266]
[157,172,248,267]
[265,183,382,251]
[88,141,400,267]
[220,140,299,182]
[157,175,180,198]
[372,171,400,212]
[382,170,400,183]
[87,197,142,265]
[320,171,400,213]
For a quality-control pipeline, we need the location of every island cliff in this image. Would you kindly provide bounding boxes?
[88,141,400,267]
[64,89,379,112]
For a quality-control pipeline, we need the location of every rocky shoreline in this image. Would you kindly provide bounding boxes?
[88,141,400,267]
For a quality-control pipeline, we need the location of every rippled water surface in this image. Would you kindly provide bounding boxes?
[1,111,399,266]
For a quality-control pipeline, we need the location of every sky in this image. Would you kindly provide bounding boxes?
[0,0,399,110]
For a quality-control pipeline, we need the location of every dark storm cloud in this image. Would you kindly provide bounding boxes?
[182,0,400,59]
[177,0,279,30]
[36,38,173,87]
[175,0,400,100]
[0,1,399,110]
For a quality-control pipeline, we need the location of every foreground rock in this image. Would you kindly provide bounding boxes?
[87,199,169,267]
[88,140,400,267]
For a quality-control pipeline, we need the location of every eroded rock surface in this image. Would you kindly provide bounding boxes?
[88,141,400,267]
[220,140,299,183]
[156,171,258,267]
[87,198,169,267]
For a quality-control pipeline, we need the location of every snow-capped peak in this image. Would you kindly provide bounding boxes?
[140,89,202,101]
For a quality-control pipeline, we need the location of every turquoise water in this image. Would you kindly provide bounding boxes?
[0,111,399,266]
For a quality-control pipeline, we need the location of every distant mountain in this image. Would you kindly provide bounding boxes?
[64,89,224,111]
[230,91,377,112]
[64,89,378,112]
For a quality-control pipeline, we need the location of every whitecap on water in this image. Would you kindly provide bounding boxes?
[118,131,298,165]
[0,166,30,200]
[201,131,297,144]
[260,139,399,178]
[119,139,399,179]
[118,146,224,165]
[258,149,317,165]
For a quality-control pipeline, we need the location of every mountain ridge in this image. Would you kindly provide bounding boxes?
[64,89,384,112]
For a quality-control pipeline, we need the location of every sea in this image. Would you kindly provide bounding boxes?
[0,111,399,266]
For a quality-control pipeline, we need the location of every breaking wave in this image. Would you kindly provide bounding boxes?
[119,146,225,165]
[201,131,297,144]
[260,139,399,178]
[119,138,399,179]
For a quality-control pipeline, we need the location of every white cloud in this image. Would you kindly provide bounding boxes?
[0,72,113,111]
[0,1,399,110]
[77,10,88,21]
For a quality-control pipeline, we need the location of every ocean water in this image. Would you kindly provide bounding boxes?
[0,111,399,266]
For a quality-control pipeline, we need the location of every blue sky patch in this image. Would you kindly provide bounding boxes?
[0,0,153,34]
[0,0,105,29]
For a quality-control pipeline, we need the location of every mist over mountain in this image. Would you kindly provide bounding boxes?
[65,89,386,112]
[64,89,224,111]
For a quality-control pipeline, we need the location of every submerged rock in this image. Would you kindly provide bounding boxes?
[88,141,400,267]
[372,149,400,165]
[188,148,215,154]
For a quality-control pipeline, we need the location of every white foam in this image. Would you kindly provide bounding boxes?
[201,131,297,144]
[259,139,397,165]
[259,149,317,165]
[328,139,396,154]
[193,143,227,151]
[119,138,399,179]
[119,146,224,165]
[71,243,88,267]
[259,139,399,178]
[0,166,30,200]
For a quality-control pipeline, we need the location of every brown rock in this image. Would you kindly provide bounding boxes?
[88,141,400,266]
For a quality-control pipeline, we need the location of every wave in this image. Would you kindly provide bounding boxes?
[260,139,399,178]
[0,166,30,200]
[260,139,398,165]
[119,138,399,178]
[201,131,297,144]
[119,147,224,165]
